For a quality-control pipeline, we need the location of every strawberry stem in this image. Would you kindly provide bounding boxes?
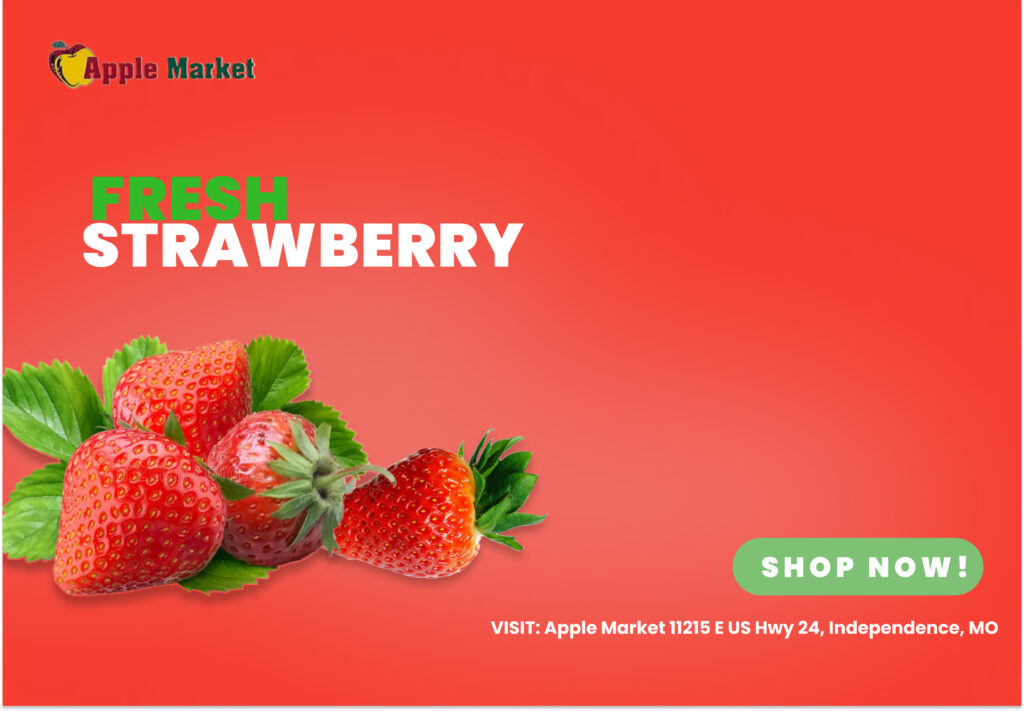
[468,432,546,550]
[262,419,393,553]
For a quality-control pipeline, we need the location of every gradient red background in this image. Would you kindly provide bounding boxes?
[3,1,1020,705]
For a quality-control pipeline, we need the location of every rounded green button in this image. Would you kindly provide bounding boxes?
[733,538,983,595]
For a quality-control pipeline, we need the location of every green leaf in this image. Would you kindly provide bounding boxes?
[479,470,537,515]
[470,431,490,461]
[3,361,107,460]
[271,492,317,520]
[467,433,545,549]
[476,493,515,533]
[282,400,367,466]
[491,451,532,481]
[163,410,187,447]
[491,512,547,533]
[268,442,316,478]
[291,504,325,545]
[3,463,65,561]
[506,472,539,513]
[472,468,485,503]
[178,549,274,593]
[210,474,257,501]
[101,336,167,405]
[268,458,315,480]
[6,462,65,501]
[482,532,524,551]
[261,480,312,499]
[321,501,344,552]
[289,419,320,461]
[246,336,310,411]
[314,423,332,455]
[477,437,522,476]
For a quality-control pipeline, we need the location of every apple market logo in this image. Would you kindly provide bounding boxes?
[48,41,256,88]
[48,41,95,88]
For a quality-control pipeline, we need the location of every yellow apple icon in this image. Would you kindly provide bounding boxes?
[49,42,95,88]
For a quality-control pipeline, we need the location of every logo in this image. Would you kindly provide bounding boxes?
[47,40,256,88]
[48,41,95,88]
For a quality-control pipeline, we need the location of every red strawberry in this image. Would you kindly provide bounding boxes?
[111,340,252,459]
[333,434,545,578]
[54,429,226,595]
[207,410,388,567]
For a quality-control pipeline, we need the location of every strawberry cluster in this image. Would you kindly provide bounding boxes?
[2,337,545,594]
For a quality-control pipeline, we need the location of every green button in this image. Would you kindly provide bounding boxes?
[733,538,982,595]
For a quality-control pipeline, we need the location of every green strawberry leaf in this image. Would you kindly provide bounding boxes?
[262,479,313,498]
[321,501,345,551]
[281,400,367,466]
[491,511,546,533]
[163,410,187,447]
[210,473,257,501]
[482,532,524,550]
[3,361,107,460]
[246,336,310,411]
[476,493,514,532]
[178,549,274,593]
[101,336,167,406]
[3,462,65,561]
[470,434,545,550]
[271,492,317,520]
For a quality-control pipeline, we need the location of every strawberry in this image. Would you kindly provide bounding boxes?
[332,433,545,578]
[111,340,252,459]
[206,410,389,567]
[54,428,226,595]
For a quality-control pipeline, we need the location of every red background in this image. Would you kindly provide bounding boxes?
[3,1,1020,704]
